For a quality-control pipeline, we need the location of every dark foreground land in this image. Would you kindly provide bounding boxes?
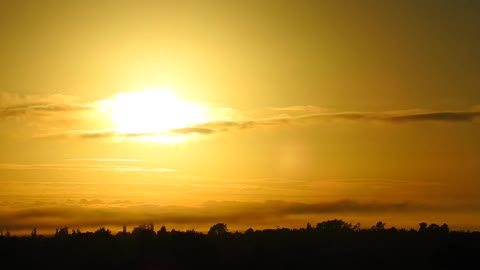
[1,220,479,270]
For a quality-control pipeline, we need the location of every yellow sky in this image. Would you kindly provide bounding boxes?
[1,0,480,235]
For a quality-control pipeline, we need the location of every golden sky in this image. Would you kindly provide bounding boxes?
[1,0,480,235]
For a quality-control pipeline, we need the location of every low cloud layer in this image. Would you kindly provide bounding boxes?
[1,199,477,233]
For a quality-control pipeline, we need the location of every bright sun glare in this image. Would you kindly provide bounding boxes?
[100,89,206,143]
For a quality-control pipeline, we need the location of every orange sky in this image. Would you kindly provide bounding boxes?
[1,0,480,235]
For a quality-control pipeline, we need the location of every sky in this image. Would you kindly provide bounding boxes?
[1,0,480,235]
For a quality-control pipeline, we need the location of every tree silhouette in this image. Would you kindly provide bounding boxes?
[245,228,254,235]
[94,227,112,236]
[132,223,156,239]
[208,223,228,238]
[306,222,313,231]
[316,219,353,232]
[55,226,69,237]
[419,222,428,233]
[371,221,386,231]
[427,223,440,232]
[157,225,167,236]
[440,223,450,233]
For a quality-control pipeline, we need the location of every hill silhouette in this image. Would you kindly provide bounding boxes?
[1,219,479,269]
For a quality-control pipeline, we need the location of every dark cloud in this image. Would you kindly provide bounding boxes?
[34,109,480,139]
[264,200,412,214]
[172,111,480,134]
[297,112,370,122]
[167,110,480,135]
[176,116,304,136]
[0,199,458,232]
[386,111,480,122]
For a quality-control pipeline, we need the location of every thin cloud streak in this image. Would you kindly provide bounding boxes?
[33,108,480,140]
[0,92,94,118]
[0,103,93,118]
[168,110,480,135]
[387,111,480,122]
[35,129,116,139]
[66,158,144,162]
[0,163,174,172]
[169,127,215,135]
[272,105,326,112]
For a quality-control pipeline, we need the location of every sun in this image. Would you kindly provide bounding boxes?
[100,89,206,142]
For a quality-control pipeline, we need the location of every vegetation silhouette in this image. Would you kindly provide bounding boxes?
[0,220,479,269]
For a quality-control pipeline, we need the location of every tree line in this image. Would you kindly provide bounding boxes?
[1,219,478,269]
[0,219,454,239]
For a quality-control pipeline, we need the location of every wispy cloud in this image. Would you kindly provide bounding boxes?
[272,105,326,113]
[0,103,93,118]
[167,127,215,135]
[165,110,480,135]
[35,129,116,139]
[0,163,174,172]
[34,109,480,140]
[386,111,480,122]
[0,92,94,118]
[66,158,144,162]
[4,91,477,140]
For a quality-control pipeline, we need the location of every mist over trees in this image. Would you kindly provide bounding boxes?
[1,219,478,269]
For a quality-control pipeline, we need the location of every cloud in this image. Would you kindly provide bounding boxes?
[168,118,291,135]
[201,200,417,216]
[386,111,480,122]
[0,163,175,173]
[66,158,144,162]
[165,110,480,135]
[0,92,93,118]
[1,199,476,232]
[35,130,169,141]
[8,91,472,141]
[0,103,93,118]
[35,129,116,139]
[34,109,480,140]
[272,105,326,113]
[168,127,215,135]
[0,92,77,105]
